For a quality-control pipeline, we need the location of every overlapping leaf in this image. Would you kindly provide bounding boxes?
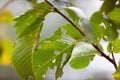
[90,12,118,43]
[64,8,80,25]
[11,2,51,80]
[108,8,120,26]
[107,38,120,53]
[69,43,97,69]
[32,24,84,80]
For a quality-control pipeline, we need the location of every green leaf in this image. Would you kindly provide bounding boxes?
[108,8,120,26]
[100,0,117,14]
[107,42,112,52]
[32,24,83,80]
[90,12,105,43]
[69,43,97,69]
[11,2,51,80]
[107,38,120,53]
[113,63,120,80]
[64,7,94,42]
[64,8,80,25]
[90,12,118,43]
[14,2,51,38]
[104,24,118,41]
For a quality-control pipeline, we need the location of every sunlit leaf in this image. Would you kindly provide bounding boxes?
[90,12,105,43]
[14,2,51,38]
[0,10,13,23]
[32,24,84,80]
[69,43,97,69]
[108,8,120,26]
[107,38,120,53]
[90,12,118,43]
[11,2,51,80]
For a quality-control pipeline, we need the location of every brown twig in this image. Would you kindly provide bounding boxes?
[45,0,117,70]
[0,0,13,15]
[45,0,86,37]
[92,43,117,70]
[110,46,117,69]
[111,51,117,69]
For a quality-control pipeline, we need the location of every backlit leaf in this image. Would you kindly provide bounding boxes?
[108,8,120,26]
[14,2,51,38]
[107,38,120,53]
[32,24,84,80]
[90,12,105,43]
[11,2,51,80]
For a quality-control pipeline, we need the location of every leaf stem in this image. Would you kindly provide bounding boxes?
[45,0,117,70]
[45,0,85,37]
[0,0,13,15]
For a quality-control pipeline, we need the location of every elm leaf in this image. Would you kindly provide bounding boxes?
[32,24,84,80]
[11,2,51,80]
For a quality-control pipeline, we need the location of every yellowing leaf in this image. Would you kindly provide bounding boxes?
[0,10,13,23]
[0,39,13,64]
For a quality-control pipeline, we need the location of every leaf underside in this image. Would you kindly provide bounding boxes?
[11,2,51,80]
[69,43,97,69]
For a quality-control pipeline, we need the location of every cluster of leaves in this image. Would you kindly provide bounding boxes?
[99,0,120,79]
[11,0,120,80]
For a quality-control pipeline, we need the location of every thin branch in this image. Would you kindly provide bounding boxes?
[111,46,117,69]
[92,43,117,70]
[45,0,86,37]
[45,0,118,70]
[111,52,117,69]
[0,0,13,15]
